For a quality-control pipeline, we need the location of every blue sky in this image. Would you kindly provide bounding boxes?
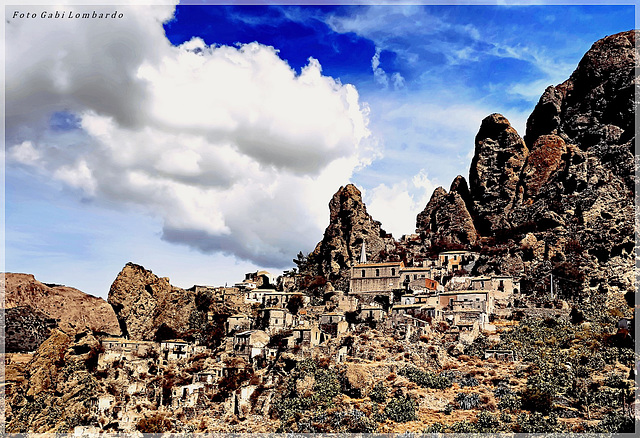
[4,2,635,298]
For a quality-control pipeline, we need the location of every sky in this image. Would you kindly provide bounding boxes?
[4,1,635,298]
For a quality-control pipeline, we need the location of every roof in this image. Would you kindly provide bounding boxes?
[230,314,249,318]
[439,250,476,255]
[400,267,432,272]
[439,290,490,296]
[353,261,404,268]
[235,330,254,336]
[102,338,155,344]
[162,339,189,344]
[471,276,491,281]
[392,304,424,309]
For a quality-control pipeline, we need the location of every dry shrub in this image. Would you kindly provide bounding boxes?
[387,372,397,381]
[488,370,497,376]
[441,362,456,370]
[420,335,430,343]
[458,355,471,362]
[485,400,497,411]
[486,357,497,364]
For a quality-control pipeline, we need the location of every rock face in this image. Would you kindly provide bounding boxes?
[108,262,198,341]
[309,30,636,298]
[7,327,103,433]
[2,273,121,336]
[438,30,636,297]
[469,113,529,235]
[416,176,478,248]
[5,306,58,353]
[307,184,395,289]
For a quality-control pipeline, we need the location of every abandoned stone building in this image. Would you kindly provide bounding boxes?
[349,261,404,294]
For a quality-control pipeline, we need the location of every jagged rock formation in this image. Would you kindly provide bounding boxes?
[5,306,58,353]
[469,113,530,235]
[6,327,103,432]
[2,273,121,336]
[425,30,637,297]
[310,30,636,299]
[416,176,479,248]
[307,184,395,289]
[108,263,203,341]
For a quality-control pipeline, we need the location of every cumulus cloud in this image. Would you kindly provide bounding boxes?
[6,4,375,267]
[365,170,436,238]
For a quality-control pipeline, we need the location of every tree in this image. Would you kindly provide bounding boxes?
[293,251,309,272]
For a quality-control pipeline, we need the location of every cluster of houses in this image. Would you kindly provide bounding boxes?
[93,249,521,427]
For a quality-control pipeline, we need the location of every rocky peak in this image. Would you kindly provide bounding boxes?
[108,262,198,341]
[307,184,395,288]
[469,113,529,235]
[525,30,636,154]
[416,176,478,248]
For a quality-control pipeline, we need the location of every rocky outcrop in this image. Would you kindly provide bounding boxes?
[416,176,478,247]
[446,30,636,297]
[5,306,58,353]
[6,327,103,433]
[107,262,199,341]
[306,31,635,299]
[469,113,529,235]
[2,273,121,336]
[307,184,395,289]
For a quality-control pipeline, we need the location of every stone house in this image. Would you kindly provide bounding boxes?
[160,339,192,362]
[233,330,270,361]
[226,314,252,334]
[319,312,349,336]
[437,290,493,314]
[349,262,404,294]
[359,305,385,322]
[438,250,478,273]
[172,382,205,408]
[222,287,245,308]
[325,290,359,312]
[291,324,324,347]
[401,293,416,305]
[244,289,266,303]
[262,291,308,309]
[256,307,293,332]
[101,338,156,362]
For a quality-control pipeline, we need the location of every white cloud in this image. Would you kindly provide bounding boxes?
[6,5,375,267]
[365,170,436,238]
[371,47,389,88]
[391,72,406,90]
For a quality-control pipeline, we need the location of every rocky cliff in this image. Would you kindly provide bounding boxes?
[5,306,58,353]
[6,326,104,433]
[424,30,636,298]
[310,30,636,298]
[2,273,121,336]
[307,184,396,289]
[108,262,201,341]
[416,175,479,248]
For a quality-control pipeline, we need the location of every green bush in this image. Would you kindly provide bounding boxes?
[476,411,500,432]
[399,366,452,389]
[369,381,387,404]
[384,395,417,423]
